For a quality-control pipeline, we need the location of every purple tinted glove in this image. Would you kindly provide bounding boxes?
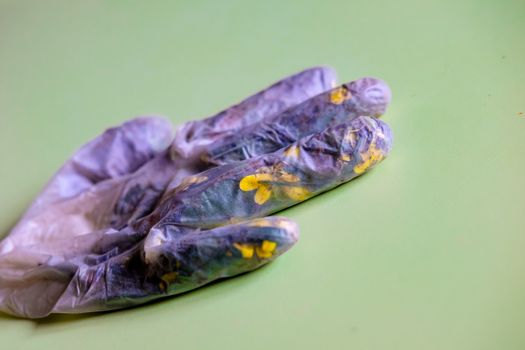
[0,67,392,318]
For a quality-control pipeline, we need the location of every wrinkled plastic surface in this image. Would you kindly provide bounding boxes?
[0,67,393,318]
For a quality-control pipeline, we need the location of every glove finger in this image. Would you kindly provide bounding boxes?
[38,217,298,316]
[111,68,338,226]
[136,116,392,231]
[171,66,337,159]
[200,77,391,166]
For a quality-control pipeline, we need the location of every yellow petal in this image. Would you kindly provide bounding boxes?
[256,247,272,258]
[161,272,178,284]
[353,159,371,174]
[233,243,254,258]
[353,143,385,174]
[329,86,351,105]
[256,241,277,258]
[371,149,384,163]
[282,186,310,201]
[254,185,272,205]
[261,240,277,253]
[239,175,259,191]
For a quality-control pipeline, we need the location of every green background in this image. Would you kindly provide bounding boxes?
[1,1,524,349]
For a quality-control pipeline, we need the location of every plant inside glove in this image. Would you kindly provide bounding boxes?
[0,67,393,318]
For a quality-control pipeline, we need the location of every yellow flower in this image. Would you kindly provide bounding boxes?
[282,186,310,201]
[233,243,255,258]
[239,168,310,205]
[329,86,351,105]
[233,240,277,259]
[239,174,274,205]
[255,240,277,258]
[353,143,384,174]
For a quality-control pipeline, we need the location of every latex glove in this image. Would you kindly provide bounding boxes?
[0,67,392,318]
